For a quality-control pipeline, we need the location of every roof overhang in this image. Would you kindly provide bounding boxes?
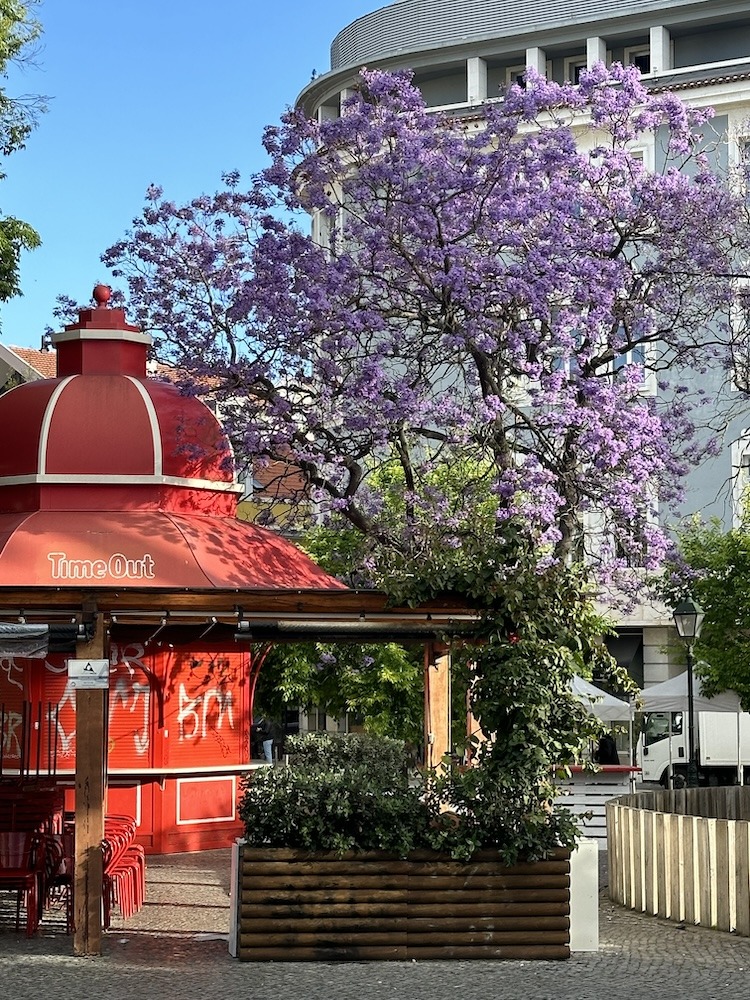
[0,586,482,643]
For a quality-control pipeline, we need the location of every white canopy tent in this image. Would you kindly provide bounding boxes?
[570,675,633,722]
[639,671,741,714]
[570,675,635,779]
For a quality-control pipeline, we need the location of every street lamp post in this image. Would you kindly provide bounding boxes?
[672,599,705,789]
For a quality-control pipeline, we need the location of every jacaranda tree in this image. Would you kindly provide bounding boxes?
[101,64,744,582]
[82,65,749,852]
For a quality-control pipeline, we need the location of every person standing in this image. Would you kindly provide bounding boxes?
[594,732,620,765]
[255,716,276,764]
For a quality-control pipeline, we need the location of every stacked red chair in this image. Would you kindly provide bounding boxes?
[102,814,146,928]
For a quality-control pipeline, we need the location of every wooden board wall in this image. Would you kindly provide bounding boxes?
[236,847,571,961]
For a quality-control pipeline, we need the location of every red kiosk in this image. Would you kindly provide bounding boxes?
[0,286,349,855]
[0,287,468,952]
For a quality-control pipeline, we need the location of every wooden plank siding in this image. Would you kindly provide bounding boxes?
[554,769,633,847]
[607,787,750,935]
[236,847,571,961]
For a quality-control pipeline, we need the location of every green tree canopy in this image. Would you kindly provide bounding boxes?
[252,639,424,747]
[0,1,44,307]
[663,516,750,709]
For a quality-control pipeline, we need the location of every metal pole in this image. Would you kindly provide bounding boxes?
[686,644,699,788]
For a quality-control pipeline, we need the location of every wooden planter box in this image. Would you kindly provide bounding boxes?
[232,845,571,961]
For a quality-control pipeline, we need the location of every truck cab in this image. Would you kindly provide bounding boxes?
[638,711,684,787]
[637,710,750,787]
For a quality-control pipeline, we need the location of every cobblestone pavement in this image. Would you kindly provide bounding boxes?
[2,849,750,1000]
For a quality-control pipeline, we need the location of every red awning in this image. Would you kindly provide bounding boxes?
[0,510,347,591]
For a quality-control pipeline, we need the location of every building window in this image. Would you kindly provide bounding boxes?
[568,505,655,569]
[627,144,655,174]
[612,331,656,396]
[305,708,327,732]
[730,285,750,391]
[736,137,750,201]
[613,497,658,568]
[564,56,588,84]
[613,342,646,372]
[505,65,526,88]
[731,433,750,526]
[624,45,651,74]
[505,61,552,88]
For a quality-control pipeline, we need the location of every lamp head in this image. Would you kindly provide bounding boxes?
[673,599,705,642]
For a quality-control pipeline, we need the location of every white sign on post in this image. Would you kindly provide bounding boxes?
[67,658,110,689]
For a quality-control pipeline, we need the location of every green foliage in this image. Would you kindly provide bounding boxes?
[285,731,408,775]
[0,2,43,156]
[239,733,429,856]
[303,456,505,597]
[426,762,582,864]
[390,523,632,847]
[0,2,44,305]
[662,516,750,708]
[0,214,39,301]
[238,732,579,861]
[303,525,370,589]
[253,640,424,744]
[460,554,627,845]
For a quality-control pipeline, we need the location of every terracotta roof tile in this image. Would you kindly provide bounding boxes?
[7,346,57,379]
[253,460,308,500]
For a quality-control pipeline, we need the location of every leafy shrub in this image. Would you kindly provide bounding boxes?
[239,732,427,856]
[238,732,579,861]
[424,760,581,864]
[284,731,409,781]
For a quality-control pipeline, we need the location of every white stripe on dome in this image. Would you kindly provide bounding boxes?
[0,472,244,492]
[38,376,75,475]
[125,376,163,475]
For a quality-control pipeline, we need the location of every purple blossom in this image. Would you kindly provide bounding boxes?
[98,66,749,582]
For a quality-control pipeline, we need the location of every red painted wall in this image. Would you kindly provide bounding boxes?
[0,640,254,853]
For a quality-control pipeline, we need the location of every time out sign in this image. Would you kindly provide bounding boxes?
[47,551,156,581]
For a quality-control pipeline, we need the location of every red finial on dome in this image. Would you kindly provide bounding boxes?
[54,283,148,377]
[93,284,112,307]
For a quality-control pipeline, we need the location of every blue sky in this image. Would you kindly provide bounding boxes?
[0,0,381,347]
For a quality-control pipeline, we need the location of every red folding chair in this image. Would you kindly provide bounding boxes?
[0,831,45,936]
[102,815,146,928]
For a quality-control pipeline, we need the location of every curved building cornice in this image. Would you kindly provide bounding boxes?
[299,0,750,113]
[332,0,742,69]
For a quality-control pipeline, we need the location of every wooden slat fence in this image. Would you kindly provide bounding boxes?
[235,847,571,961]
[607,787,750,934]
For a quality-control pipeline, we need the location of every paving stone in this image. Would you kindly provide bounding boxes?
[2,849,750,1000]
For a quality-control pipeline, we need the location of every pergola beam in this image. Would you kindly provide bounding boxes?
[0,587,478,620]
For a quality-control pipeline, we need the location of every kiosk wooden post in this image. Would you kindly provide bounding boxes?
[424,641,451,772]
[73,616,107,956]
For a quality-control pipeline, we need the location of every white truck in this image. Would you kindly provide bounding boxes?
[637,710,750,787]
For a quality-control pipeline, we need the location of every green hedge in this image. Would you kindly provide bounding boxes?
[239,732,578,862]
